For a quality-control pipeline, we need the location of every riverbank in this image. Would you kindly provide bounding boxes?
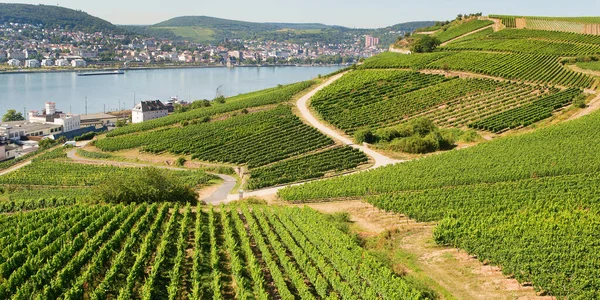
[0,63,348,75]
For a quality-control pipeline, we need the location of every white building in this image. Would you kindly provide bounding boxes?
[55,59,70,67]
[71,59,86,67]
[27,102,81,133]
[7,59,21,67]
[41,59,54,67]
[24,59,40,68]
[132,100,169,124]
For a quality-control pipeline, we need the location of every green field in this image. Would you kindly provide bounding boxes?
[153,26,215,42]
[0,203,429,299]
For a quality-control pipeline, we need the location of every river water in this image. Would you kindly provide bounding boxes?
[0,66,342,115]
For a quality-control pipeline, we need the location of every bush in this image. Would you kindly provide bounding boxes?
[389,135,440,154]
[354,128,377,144]
[94,168,197,204]
[176,157,187,167]
[214,96,226,104]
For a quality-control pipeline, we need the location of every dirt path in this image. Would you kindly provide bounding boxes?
[440,24,494,47]
[0,160,32,176]
[568,91,600,120]
[229,73,403,201]
[302,200,551,300]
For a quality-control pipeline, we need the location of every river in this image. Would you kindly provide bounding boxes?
[0,66,342,115]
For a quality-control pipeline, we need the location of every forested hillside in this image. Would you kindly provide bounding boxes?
[0,3,122,33]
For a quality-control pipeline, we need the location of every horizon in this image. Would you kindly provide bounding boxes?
[1,0,600,28]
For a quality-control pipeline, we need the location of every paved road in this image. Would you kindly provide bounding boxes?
[203,174,237,204]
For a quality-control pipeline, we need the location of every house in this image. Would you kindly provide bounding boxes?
[7,49,25,60]
[71,59,86,67]
[41,59,54,67]
[0,143,17,162]
[7,59,21,67]
[55,59,70,67]
[24,59,40,68]
[76,49,98,58]
[131,100,169,124]
[24,49,38,59]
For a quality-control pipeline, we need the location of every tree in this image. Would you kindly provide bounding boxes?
[410,35,441,53]
[2,109,25,122]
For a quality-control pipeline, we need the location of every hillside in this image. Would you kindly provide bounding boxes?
[0,3,122,34]
[132,15,434,44]
[5,11,600,300]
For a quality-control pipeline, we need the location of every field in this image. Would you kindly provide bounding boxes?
[97,106,334,168]
[0,203,428,299]
[310,69,564,133]
[358,52,594,88]
[153,26,216,42]
[577,60,600,71]
[442,29,600,55]
[279,108,600,297]
[433,19,493,42]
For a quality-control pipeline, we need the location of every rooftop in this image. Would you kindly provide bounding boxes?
[134,100,168,112]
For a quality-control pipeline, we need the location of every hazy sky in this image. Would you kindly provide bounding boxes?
[3,0,600,28]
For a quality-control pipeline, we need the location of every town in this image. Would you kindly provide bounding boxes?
[0,22,387,70]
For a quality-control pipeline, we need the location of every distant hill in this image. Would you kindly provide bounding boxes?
[386,21,439,32]
[0,3,122,34]
[132,15,435,44]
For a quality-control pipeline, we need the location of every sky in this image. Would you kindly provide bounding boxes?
[2,0,600,28]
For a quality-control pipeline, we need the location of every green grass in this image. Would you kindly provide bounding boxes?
[576,61,600,72]
[153,26,215,42]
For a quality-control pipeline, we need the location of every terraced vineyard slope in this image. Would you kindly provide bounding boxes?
[279,109,600,298]
[310,69,568,133]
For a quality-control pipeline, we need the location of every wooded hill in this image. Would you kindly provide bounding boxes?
[0,3,123,34]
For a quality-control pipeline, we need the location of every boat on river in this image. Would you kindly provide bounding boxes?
[77,70,125,76]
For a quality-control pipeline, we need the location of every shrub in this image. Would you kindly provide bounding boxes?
[176,157,187,166]
[354,128,377,144]
[94,167,197,204]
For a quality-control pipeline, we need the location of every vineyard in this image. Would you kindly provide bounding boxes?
[310,69,562,133]
[358,52,594,88]
[0,161,215,187]
[0,203,428,299]
[433,19,493,42]
[442,29,600,55]
[277,108,600,297]
[96,106,335,168]
[247,146,369,190]
[106,80,315,137]
[279,109,600,200]
[470,88,582,133]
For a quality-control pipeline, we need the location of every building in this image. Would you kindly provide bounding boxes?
[24,59,40,68]
[24,49,38,59]
[41,59,54,67]
[132,100,169,124]
[7,59,21,67]
[55,59,70,67]
[7,49,25,60]
[80,113,120,127]
[71,59,86,67]
[365,35,380,48]
[0,143,18,162]
[76,49,98,58]
[27,102,81,133]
